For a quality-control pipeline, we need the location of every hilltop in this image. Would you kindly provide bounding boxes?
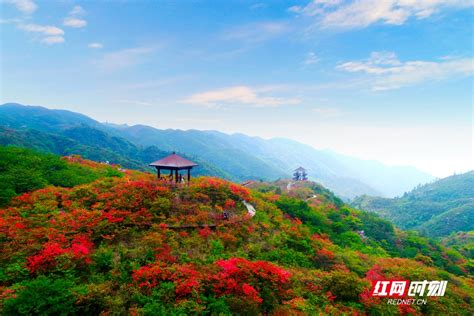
[0,147,472,315]
[352,171,474,237]
[0,103,433,198]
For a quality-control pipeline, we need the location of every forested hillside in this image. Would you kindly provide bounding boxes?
[0,126,229,180]
[0,147,123,206]
[442,231,474,259]
[0,103,433,198]
[352,171,474,237]
[0,150,472,315]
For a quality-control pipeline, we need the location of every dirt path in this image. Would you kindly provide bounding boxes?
[306,194,318,201]
[286,181,294,191]
[242,200,256,217]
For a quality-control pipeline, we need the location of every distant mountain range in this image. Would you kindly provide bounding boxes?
[0,103,433,198]
[352,171,474,237]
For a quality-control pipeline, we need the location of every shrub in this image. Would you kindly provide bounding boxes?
[3,276,76,315]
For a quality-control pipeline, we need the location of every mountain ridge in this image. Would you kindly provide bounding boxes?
[352,171,474,237]
[0,103,433,198]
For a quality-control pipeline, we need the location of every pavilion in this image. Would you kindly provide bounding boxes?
[293,167,308,181]
[149,152,198,183]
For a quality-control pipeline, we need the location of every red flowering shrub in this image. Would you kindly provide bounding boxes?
[170,264,202,297]
[314,248,336,269]
[190,178,252,207]
[27,235,94,273]
[326,291,336,302]
[102,209,128,223]
[154,243,177,263]
[224,199,236,209]
[132,263,203,298]
[132,258,291,307]
[212,258,291,305]
[70,235,94,263]
[133,263,167,289]
[27,242,66,273]
[94,180,170,212]
[51,209,102,232]
[198,226,213,239]
[242,283,262,303]
[229,184,251,201]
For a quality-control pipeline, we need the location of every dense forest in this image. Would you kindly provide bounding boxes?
[0,147,123,206]
[0,126,228,180]
[0,146,472,315]
[352,171,474,237]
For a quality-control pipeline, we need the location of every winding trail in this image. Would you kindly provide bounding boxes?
[286,181,294,192]
[166,199,257,230]
[242,200,256,217]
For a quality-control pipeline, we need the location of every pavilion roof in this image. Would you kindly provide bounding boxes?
[294,166,306,171]
[149,152,198,168]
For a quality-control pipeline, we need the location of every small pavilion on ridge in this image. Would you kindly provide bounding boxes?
[293,166,308,181]
[149,152,198,183]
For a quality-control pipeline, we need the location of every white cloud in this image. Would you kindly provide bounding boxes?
[42,36,65,44]
[18,23,64,35]
[17,23,65,44]
[337,52,474,90]
[95,47,155,71]
[250,3,266,10]
[222,21,290,43]
[312,106,345,118]
[303,52,319,65]
[290,0,474,29]
[6,0,37,14]
[0,18,23,24]
[63,5,87,28]
[88,42,103,49]
[63,17,87,28]
[184,86,300,108]
[70,5,86,16]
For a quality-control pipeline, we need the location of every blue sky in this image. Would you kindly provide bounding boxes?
[1,0,473,177]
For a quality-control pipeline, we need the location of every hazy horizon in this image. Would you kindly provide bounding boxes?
[1,1,473,177]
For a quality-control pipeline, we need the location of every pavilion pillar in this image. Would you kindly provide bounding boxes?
[149,153,198,184]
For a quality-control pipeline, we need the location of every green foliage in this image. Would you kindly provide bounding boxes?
[0,126,229,180]
[322,270,367,302]
[0,151,472,315]
[3,277,76,315]
[276,196,325,230]
[352,171,474,237]
[442,231,474,259]
[0,146,122,206]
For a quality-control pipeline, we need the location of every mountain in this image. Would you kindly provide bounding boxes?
[116,125,288,181]
[114,125,378,197]
[0,103,433,198]
[0,103,101,131]
[323,150,436,197]
[442,231,474,259]
[352,171,474,237]
[0,150,472,315]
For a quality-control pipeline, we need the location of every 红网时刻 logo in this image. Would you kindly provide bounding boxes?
[371,280,447,305]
